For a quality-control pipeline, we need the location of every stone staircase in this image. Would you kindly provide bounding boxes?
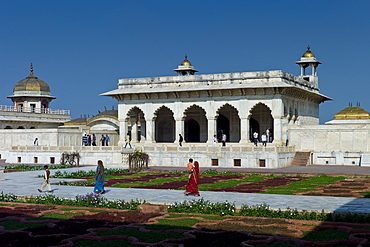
[291,152,311,166]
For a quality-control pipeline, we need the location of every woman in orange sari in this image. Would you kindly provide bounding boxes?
[185,159,200,196]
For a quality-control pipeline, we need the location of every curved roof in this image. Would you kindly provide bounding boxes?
[181,55,192,66]
[96,110,118,117]
[302,46,315,58]
[14,64,50,93]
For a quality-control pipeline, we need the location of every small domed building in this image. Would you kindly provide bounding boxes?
[0,64,70,129]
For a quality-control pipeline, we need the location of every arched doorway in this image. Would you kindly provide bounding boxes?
[185,119,200,142]
[127,107,146,142]
[249,103,274,142]
[216,115,229,142]
[183,105,207,143]
[155,106,175,142]
[216,104,240,142]
[249,118,259,142]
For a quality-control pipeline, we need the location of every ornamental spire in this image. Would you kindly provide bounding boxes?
[30,63,34,74]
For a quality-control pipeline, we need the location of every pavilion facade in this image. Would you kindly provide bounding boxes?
[102,48,330,148]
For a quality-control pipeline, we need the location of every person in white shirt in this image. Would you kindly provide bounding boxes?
[253,131,259,146]
[221,134,227,146]
[212,135,217,146]
[261,132,267,146]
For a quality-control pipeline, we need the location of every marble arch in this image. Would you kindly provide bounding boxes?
[155,106,175,142]
[249,103,273,142]
[183,104,207,143]
[126,107,146,142]
[216,103,240,142]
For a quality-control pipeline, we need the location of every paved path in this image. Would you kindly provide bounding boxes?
[1,166,370,214]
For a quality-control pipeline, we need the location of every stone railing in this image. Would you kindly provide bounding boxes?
[11,146,122,152]
[0,105,70,115]
[10,145,295,153]
[139,145,295,153]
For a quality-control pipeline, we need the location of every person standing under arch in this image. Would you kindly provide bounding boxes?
[253,131,259,146]
[221,133,227,146]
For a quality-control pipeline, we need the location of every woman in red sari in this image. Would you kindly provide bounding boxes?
[185,159,200,196]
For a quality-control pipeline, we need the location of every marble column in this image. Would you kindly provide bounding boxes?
[118,121,127,146]
[145,119,155,143]
[206,117,216,144]
[175,118,184,143]
[240,118,249,143]
[131,122,137,143]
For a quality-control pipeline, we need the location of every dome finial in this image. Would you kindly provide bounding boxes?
[30,63,34,74]
[181,55,191,66]
[302,45,315,57]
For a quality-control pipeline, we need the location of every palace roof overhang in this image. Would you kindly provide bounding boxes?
[101,70,332,103]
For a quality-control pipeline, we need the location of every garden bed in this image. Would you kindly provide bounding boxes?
[1,202,370,246]
[56,170,370,198]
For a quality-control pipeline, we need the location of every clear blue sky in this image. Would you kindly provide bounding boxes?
[1,1,369,123]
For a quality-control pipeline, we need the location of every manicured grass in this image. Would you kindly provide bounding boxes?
[263,175,346,194]
[0,220,47,230]
[58,170,364,197]
[75,240,134,247]
[60,207,106,212]
[198,176,265,191]
[40,212,85,220]
[256,243,299,247]
[96,228,185,243]
[111,175,188,188]
[150,218,208,229]
[166,213,233,220]
[301,229,350,241]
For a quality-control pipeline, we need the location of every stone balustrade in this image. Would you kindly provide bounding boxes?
[0,104,70,115]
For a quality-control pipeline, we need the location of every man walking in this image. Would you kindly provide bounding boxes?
[38,165,52,193]
[124,133,132,148]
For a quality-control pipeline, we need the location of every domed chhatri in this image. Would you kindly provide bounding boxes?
[13,63,51,94]
[8,64,56,113]
[302,46,315,58]
[173,55,198,76]
[295,46,321,87]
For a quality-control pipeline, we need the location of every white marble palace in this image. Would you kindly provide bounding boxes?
[2,47,370,168]
[102,48,330,147]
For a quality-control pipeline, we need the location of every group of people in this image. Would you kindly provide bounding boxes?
[178,129,274,147]
[82,134,110,146]
[38,158,199,197]
[38,160,106,195]
[253,129,273,146]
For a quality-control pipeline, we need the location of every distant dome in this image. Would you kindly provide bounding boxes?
[13,64,50,93]
[334,106,370,120]
[181,55,192,66]
[97,109,118,117]
[302,46,315,58]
